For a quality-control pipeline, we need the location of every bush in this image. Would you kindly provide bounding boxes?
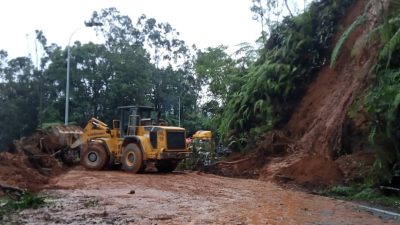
[0,192,45,217]
[363,1,400,184]
[219,0,356,150]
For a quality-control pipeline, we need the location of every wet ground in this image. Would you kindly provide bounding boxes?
[9,167,399,224]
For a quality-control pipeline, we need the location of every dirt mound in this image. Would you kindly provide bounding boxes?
[209,158,260,179]
[213,0,386,188]
[276,155,343,187]
[0,128,78,192]
[335,152,375,182]
[0,152,51,192]
[209,130,293,178]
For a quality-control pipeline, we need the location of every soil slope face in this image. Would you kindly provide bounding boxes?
[272,0,382,184]
[4,167,396,225]
[215,0,385,186]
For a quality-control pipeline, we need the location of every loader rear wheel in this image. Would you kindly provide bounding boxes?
[122,144,143,173]
[80,143,109,170]
[155,160,179,173]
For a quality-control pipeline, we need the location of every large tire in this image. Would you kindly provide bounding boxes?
[155,160,179,173]
[80,143,109,170]
[122,144,143,173]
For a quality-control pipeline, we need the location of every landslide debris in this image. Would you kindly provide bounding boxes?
[212,0,385,188]
[0,127,81,192]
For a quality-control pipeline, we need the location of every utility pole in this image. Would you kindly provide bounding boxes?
[178,96,181,127]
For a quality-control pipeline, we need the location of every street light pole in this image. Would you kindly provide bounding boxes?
[64,22,102,125]
[178,96,181,127]
[65,27,80,125]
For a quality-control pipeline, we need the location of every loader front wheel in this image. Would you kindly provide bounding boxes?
[80,143,109,170]
[122,144,143,173]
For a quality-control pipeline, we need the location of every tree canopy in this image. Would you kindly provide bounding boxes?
[0,8,201,149]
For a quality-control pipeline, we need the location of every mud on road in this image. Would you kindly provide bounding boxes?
[8,167,397,225]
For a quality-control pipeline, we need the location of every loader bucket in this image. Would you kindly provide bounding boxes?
[51,125,83,147]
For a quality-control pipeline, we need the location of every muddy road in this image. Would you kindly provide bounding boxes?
[9,167,397,225]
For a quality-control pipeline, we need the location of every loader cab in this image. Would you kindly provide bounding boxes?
[118,106,158,137]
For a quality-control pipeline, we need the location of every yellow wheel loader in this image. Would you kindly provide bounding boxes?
[71,106,190,173]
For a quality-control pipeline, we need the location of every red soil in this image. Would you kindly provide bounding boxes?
[0,131,68,192]
[215,0,385,188]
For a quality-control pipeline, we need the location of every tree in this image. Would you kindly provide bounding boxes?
[219,0,356,149]
[0,8,204,149]
[86,8,196,117]
[250,0,298,44]
[195,46,240,104]
[0,56,38,149]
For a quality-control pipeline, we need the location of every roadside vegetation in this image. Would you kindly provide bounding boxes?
[325,184,400,210]
[219,0,356,151]
[318,0,400,206]
[363,0,400,185]
[0,192,45,220]
[330,0,400,185]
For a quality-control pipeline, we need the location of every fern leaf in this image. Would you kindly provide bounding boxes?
[393,92,400,108]
[330,15,367,68]
[368,125,377,144]
[380,27,400,66]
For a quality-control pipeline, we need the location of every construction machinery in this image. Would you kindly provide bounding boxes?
[192,130,212,140]
[71,106,190,173]
[189,130,215,166]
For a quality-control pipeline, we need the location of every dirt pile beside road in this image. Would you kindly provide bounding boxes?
[276,155,344,187]
[0,128,79,192]
[0,152,52,192]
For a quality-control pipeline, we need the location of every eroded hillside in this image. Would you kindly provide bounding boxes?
[214,0,390,188]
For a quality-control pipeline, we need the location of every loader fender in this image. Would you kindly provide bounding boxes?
[91,139,111,158]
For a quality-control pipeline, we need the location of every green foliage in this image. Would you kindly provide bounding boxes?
[0,9,202,148]
[379,7,400,67]
[0,192,45,217]
[326,185,358,197]
[326,185,400,210]
[195,46,241,103]
[364,69,400,183]
[12,192,45,210]
[219,0,356,149]
[380,27,400,66]
[353,187,380,199]
[192,45,255,142]
[330,15,367,68]
[180,138,216,170]
[0,56,39,149]
[363,1,400,184]
[40,122,63,130]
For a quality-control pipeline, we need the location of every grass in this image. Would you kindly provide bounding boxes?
[0,192,45,219]
[325,185,400,211]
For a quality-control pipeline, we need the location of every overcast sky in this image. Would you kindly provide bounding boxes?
[0,0,261,63]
